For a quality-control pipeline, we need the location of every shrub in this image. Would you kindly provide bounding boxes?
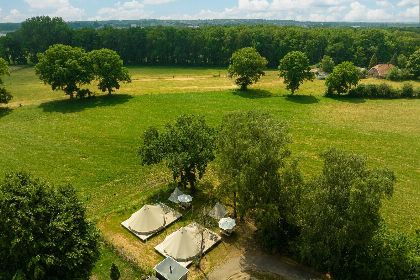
[387,67,412,81]
[401,83,415,98]
[347,83,418,99]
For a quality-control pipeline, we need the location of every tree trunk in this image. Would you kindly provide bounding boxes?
[233,191,237,218]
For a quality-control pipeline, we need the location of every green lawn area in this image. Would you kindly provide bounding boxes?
[1,67,419,279]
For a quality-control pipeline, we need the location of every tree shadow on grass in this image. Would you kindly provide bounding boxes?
[232,89,273,99]
[0,107,12,118]
[39,94,133,113]
[285,95,319,104]
[327,96,366,104]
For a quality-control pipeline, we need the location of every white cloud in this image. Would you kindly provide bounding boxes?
[2,9,27,22]
[143,0,174,4]
[25,0,69,9]
[93,1,151,20]
[399,5,419,18]
[397,0,418,7]
[344,1,394,21]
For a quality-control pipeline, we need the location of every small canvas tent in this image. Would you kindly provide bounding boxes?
[154,257,188,280]
[169,187,184,204]
[208,202,227,220]
[126,204,166,235]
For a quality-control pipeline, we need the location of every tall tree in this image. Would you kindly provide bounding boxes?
[216,111,290,218]
[297,148,395,278]
[227,47,268,91]
[139,115,216,193]
[0,172,100,280]
[278,51,314,94]
[89,48,131,95]
[35,44,93,98]
[20,16,72,63]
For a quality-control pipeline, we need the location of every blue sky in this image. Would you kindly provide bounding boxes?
[0,0,418,23]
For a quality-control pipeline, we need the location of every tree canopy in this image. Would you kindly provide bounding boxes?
[0,172,100,280]
[227,47,268,91]
[0,57,12,104]
[139,115,216,192]
[216,111,290,218]
[89,48,131,95]
[278,51,314,94]
[35,44,93,98]
[20,16,72,62]
[407,48,420,79]
[325,61,360,95]
[297,148,396,278]
[319,55,335,73]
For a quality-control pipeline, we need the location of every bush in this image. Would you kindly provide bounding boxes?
[325,61,360,96]
[401,83,415,98]
[0,87,12,104]
[387,67,412,81]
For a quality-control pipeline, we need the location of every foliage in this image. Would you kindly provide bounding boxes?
[386,66,411,81]
[278,51,314,94]
[407,49,420,79]
[0,87,12,104]
[0,172,100,280]
[89,49,131,95]
[227,47,268,90]
[350,226,420,280]
[139,115,216,192]
[254,159,303,251]
[368,53,378,69]
[216,111,290,218]
[110,263,120,280]
[319,55,335,73]
[20,16,72,63]
[397,54,408,69]
[35,44,93,98]
[389,53,397,65]
[401,83,416,98]
[297,148,396,278]
[325,61,360,95]
[0,57,12,104]
[347,83,418,99]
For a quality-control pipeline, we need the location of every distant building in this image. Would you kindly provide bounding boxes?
[368,64,395,78]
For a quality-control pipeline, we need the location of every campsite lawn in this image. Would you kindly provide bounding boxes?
[1,67,419,279]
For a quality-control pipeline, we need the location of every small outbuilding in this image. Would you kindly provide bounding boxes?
[154,257,188,280]
[368,64,395,78]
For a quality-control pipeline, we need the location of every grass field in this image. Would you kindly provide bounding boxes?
[1,66,419,279]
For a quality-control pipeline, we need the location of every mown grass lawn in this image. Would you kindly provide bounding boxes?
[1,67,419,279]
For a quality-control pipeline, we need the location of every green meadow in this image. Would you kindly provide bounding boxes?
[1,66,419,279]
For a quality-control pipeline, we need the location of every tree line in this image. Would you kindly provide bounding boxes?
[1,16,419,68]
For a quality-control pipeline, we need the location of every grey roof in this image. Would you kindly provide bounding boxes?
[154,257,188,280]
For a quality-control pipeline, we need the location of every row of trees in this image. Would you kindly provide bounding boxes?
[1,16,419,68]
[228,47,419,96]
[138,112,420,279]
[35,44,131,98]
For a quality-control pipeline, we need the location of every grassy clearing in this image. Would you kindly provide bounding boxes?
[1,67,419,278]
